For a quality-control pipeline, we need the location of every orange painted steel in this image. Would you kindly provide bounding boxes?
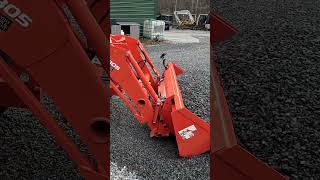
[159,63,210,156]
[0,0,109,179]
[0,1,289,179]
[210,12,289,180]
[110,35,210,157]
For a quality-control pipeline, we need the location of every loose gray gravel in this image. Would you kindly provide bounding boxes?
[213,1,320,179]
[111,31,210,180]
[110,162,141,180]
[0,32,210,180]
[0,100,82,179]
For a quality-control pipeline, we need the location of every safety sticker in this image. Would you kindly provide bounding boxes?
[178,125,197,140]
[0,14,12,32]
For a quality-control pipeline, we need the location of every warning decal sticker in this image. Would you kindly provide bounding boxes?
[178,125,197,140]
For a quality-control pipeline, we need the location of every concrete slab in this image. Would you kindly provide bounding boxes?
[163,29,210,44]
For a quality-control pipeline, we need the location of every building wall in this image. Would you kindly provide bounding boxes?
[110,0,157,25]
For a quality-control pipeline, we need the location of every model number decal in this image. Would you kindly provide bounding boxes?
[0,0,32,28]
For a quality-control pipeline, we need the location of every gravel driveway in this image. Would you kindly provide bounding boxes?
[111,31,210,180]
[0,30,210,180]
[213,1,320,179]
[0,100,81,179]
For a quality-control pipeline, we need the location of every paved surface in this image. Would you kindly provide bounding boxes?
[111,30,210,180]
[164,30,209,44]
[213,1,320,179]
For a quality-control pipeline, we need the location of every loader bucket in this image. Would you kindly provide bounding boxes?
[210,12,289,179]
[172,108,210,157]
[110,34,209,157]
[211,12,238,44]
[159,63,210,157]
[212,145,289,180]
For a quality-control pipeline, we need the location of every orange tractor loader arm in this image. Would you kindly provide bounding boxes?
[0,0,109,179]
[0,1,289,179]
[109,35,210,157]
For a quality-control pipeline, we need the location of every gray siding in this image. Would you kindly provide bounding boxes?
[111,0,157,31]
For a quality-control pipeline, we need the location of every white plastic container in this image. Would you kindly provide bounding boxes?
[143,19,165,41]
